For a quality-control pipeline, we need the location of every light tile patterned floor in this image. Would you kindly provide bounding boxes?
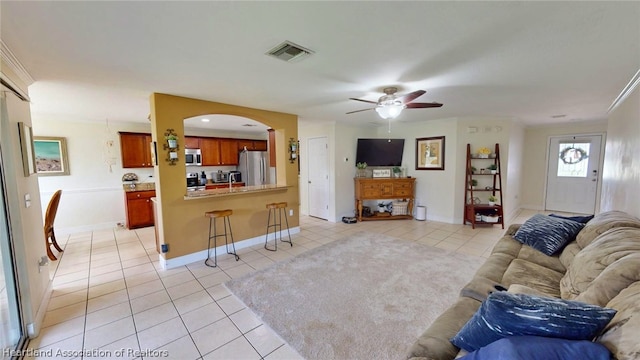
[26,210,545,360]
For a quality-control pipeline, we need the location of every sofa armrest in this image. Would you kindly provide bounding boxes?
[406,297,481,360]
[506,223,521,236]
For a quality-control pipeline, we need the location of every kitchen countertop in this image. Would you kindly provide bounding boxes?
[122,183,156,192]
[183,184,289,200]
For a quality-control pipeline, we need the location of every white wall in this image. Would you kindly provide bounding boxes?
[601,81,640,218]
[334,123,374,220]
[377,119,459,222]
[33,120,154,233]
[505,122,525,222]
[521,121,607,210]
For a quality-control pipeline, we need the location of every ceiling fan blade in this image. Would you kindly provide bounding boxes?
[406,102,443,108]
[349,98,378,105]
[397,90,426,104]
[346,108,375,114]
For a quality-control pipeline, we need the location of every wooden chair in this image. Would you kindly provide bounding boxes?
[44,190,64,260]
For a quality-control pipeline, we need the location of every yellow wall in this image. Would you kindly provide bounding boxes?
[149,93,299,259]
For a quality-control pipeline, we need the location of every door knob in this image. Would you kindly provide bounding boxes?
[308,181,311,183]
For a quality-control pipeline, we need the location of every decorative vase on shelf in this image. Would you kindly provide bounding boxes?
[488,201,496,206]
[491,170,497,175]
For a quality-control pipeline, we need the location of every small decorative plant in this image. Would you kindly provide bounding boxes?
[488,195,497,202]
[356,162,368,169]
[470,179,478,188]
[488,164,498,174]
[477,147,491,155]
[470,166,477,174]
[165,134,178,141]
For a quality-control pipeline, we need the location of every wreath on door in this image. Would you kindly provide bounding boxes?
[559,147,588,165]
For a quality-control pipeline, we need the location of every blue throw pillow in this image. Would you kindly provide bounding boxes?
[549,213,594,224]
[450,292,617,352]
[513,214,585,255]
[459,336,611,360]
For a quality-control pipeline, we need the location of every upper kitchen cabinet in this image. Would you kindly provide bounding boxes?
[200,137,221,166]
[184,136,200,149]
[200,137,239,166]
[237,139,267,151]
[219,139,239,165]
[119,132,153,168]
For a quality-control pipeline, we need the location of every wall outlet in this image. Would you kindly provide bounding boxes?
[161,244,169,253]
[289,209,294,216]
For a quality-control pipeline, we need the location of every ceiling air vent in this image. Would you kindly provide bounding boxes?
[266,41,314,62]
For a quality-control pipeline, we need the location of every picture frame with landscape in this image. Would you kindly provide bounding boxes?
[416,136,445,170]
[34,136,70,176]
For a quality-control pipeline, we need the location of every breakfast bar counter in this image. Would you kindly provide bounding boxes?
[183,184,290,200]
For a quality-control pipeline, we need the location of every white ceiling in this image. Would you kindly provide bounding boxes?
[2,1,639,130]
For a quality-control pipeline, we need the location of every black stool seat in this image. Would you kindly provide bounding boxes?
[264,202,293,251]
[205,209,239,267]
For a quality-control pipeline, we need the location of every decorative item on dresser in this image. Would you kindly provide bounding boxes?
[464,143,504,229]
[354,177,415,221]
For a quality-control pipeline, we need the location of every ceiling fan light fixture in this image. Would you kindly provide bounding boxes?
[375,102,405,119]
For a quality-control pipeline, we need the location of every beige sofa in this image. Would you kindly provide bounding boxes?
[406,210,640,360]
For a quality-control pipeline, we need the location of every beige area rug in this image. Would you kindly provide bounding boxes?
[225,231,485,360]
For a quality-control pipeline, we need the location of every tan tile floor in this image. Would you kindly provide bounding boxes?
[26,209,546,360]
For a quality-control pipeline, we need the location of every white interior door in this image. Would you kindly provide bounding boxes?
[545,135,601,214]
[308,137,329,219]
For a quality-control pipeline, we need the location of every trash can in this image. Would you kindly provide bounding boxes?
[415,206,426,221]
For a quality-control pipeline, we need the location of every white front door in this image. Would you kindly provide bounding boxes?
[545,135,602,214]
[308,137,329,220]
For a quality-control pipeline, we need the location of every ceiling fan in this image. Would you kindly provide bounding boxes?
[347,87,443,119]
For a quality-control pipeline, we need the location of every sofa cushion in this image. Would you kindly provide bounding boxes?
[575,211,640,249]
[559,241,581,269]
[513,214,584,255]
[458,336,610,360]
[450,292,616,352]
[501,259,564,298]
[597,282,640,360]
[560,227,640,303]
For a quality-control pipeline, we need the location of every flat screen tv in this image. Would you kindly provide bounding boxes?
[355,138,405,167]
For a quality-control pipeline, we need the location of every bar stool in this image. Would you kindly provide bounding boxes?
[204,209,240,268]
[264,202,293,251]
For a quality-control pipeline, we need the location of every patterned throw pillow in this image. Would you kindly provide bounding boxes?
[513,214,585,255]
[549,213,594,224]
[450,292,617,352]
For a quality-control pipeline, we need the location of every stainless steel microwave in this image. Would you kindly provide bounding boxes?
[185,149,202,166]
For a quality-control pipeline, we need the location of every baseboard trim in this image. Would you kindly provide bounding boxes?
[159,226,301,269]
[27,278,53,338]
[58,221,124,236]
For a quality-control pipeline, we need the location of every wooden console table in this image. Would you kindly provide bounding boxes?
[354,177,416,221]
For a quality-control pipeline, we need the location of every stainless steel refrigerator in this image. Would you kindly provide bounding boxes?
[238,150,270,186]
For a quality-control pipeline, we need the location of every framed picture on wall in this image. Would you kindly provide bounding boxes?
[33,136,70,176]
[416,136,445,170]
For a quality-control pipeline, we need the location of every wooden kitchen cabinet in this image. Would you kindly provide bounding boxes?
[354,177,415,221]
[205,182,245,190]
[201,138,239,165]
[184,136,200,149]
[219,139,239,165]
[125,190,156,229]
[119,132,153,168]
[200,138,221,166]
[237,139,268,151]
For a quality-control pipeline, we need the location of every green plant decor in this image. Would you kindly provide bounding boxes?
[356,162,368,169]
[487,164,497,171]
[392,166,401,174]
[471,179,478,186]
[488,195,497,202]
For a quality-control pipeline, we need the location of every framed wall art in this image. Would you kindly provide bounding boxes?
[17,122,36,176]
[33,136,70,176]
[416,136,445,170]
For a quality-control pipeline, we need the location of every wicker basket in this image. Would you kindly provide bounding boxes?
[391,201,409,216]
